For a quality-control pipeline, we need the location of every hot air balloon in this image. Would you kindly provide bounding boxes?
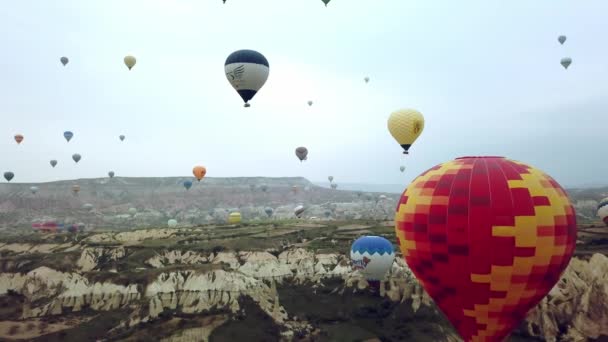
[108,171,115,178]
[598,197,608,227]
[388,109,424,154]
[561,57,572,69]
[72,154,81,163]
[321,0,330,6]
[64,131,74,142]
[265,207,274,217]
[50,160,58,168]
[128,208,137,216]
[324,210,332,218]
[224,49,269,107]
[228,212,242,224]
[30,186,39,194]
[14,134,23,144]
[168,219,178,228]
[184,180,193,190]
[261,184,268,192]
[83,203,93,211]
[71,184,80,195]
[295,147,308,162]
[394,156,577,342]
[124,55,136,70]
[350,236,395,288]
[193,166,207,181]
[307,100,313,106]
[558,35,567,45]
[328,176,334,183]
[364,76,370,83]
[60,56,69,66]
[119,135,125,141]
[400,166,405,172]
[294,205,305,218]
[331,183,338,190]
[3,172,14,182]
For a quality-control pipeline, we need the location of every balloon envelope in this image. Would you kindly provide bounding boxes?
[350,236,395,283]
[387,109,424,154]
[294,205,305,218]
[322,0,330,6]
[561,57,572,69]
[295,147,308,161]
[124,55,136,70]
[394,156,577,342]
[108,171,115,178]
[72,154,81,163]
[228,212,242,224]
[30,186,39,194]
[184,180,193,190]
[3,172,14,182]
[119,135,125,141]
[50,160,58,168]
[224,49,269,107]
[328,176,334,182]
[400,166,405,172]
[64,131,74,142]
[265,207,274,217]
[60,56,69,66]
[598,197,608,226]
[168,219,178,228]
[331,183,338,189]
[364,76,370,83]
[558,35,567,44]
[14,134,24,144]
[193,166,207,181]
[307,100,313,106]
[72,185,80,194]
[129,208,137,215]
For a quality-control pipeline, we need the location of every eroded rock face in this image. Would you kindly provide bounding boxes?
[0,247,606,342]
[77,247,126,272]
[523,253,608,342]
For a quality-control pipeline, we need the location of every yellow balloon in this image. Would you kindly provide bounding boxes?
[387,109,424,154]
[228,212,242,224]
[124,55,136,70]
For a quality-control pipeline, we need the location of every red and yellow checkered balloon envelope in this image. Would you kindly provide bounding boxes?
[394,156,577,342]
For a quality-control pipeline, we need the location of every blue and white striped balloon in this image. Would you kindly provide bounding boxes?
[224,49,269,107]
[350,236,395,283]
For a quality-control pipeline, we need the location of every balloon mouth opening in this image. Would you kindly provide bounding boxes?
[456,156,505,160]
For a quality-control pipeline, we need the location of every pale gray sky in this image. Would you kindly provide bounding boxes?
[1,0,607,188]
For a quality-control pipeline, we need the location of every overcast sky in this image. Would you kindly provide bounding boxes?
[1,0,606,189]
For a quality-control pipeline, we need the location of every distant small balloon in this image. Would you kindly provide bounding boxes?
[558,35,567,45]
[184,180,193,190]
[193,166,207,181]
[14,134,24,144]
[294,205,305,218]
[72,184,80,195]
[50,160,58,168]
[331,183,338,190]
[168,219,178,228]
[72,154,81,163]
[400,166,405,172]
[265,207,274,217]
[228,212,242,224]
[307,100,313,106]
[30,186,39,194]
[83,203,94,211]
[364,76,370,83]
[3,172,14,182]
[561,57,572,69]
[64,131,74,142]
[328,176,334,182]
[119,135,125,141]
[124,55,136,70]
[60,56,69,66]
[295,147,308,162]
[108,171,115,178]
[129,208,137,215]
[321,0,330,6]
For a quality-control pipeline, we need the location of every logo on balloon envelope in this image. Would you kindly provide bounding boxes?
[226,65,245,83]
[394,156,577,342]
[351,256,371,270]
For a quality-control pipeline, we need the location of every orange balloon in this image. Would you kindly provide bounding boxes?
[395,156,577,342]
[14,134,23,144]
[193,166,207,181]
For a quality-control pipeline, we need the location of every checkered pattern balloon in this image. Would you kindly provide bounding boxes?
[394,156,577,342]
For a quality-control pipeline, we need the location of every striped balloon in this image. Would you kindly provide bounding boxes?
[225,50,269,107]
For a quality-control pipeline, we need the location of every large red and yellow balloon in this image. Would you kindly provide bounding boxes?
[192,166,207,182]
[394,156,576,342]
